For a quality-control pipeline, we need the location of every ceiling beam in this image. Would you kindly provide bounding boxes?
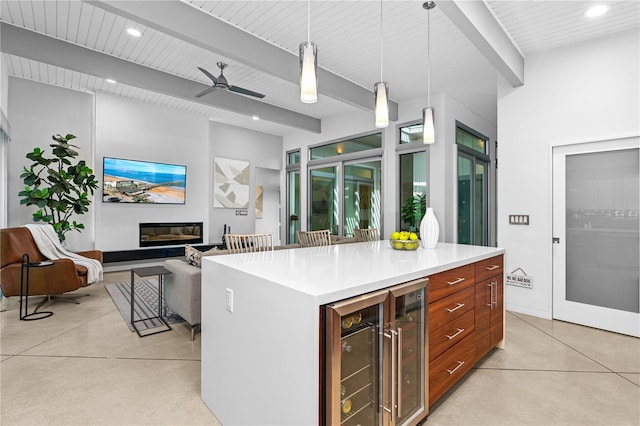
[438,0,524,87]
[0,23,321,133]
[87,0,399,121]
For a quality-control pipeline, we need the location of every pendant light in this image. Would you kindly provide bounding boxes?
[299,0,318,103]
[422,1,436,144]
[374,0,389,128]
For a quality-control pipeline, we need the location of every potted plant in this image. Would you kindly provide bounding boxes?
[401,193,426,233]
[19,133,99,242]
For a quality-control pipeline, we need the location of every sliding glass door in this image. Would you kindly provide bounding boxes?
[457,124,491,246]
[309,165,339,234]
[344,160,382,237]
[309,159,382,237]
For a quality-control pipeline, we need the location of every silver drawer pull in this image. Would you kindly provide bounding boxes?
[485,265,500,271]
[447,360,465,375]
[446,277,465,286]
[445,328,465,340]
[446,303,465,313]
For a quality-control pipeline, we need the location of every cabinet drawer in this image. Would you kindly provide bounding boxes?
[428,264,475,302]
[475,255,504,282]
[428,286,474,331]
[429,309,475,361]
[429,334,475,406]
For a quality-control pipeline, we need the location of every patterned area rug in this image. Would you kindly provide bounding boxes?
[105,279,184,332]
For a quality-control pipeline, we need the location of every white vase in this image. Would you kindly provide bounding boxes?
[420,207,439,249]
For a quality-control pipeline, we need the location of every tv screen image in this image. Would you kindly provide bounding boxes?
[103,157,186,204]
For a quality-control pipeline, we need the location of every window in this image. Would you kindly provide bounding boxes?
[286,150,301,243]
[399,123,424,144]
[287,151,300,165]
[308,132,383,236]
[309,133,382,160]
[397,122,429,232]
[456,123,491,246]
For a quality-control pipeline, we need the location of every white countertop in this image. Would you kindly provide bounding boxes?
[204,241,504,305]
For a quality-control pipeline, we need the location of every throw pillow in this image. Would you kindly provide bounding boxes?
[185,244,202,267]
[185,244,219,268]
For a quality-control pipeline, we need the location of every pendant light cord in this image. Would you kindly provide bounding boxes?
[380,0,384,82]
[307,0,311,43]
[427,6,431,106]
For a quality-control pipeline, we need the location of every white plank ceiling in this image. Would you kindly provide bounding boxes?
[2,1,638,136]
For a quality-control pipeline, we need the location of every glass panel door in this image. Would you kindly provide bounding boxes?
[287,169,300,243]
[552,138,640,337]
[310,165,339,234]
[458,153,488,245]
[344,160,382,237]
[474,162,487,245]
[325,290,387,426]
[389,279,428,425]
[458,154,473,244]
[399,151,427,233]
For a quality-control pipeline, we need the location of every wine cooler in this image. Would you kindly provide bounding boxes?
[323,278,428,425]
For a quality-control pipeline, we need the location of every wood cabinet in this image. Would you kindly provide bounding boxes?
[475,255,504,361]
[427,255,504,406]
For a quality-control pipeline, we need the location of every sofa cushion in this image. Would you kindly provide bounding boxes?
[185,244,220,268]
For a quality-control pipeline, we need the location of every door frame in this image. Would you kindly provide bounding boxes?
[457,147,490,245]
[550,135,640,336]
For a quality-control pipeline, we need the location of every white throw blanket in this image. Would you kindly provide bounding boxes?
[23,224,103,284]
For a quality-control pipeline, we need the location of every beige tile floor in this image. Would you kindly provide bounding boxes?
[1,271,638,425]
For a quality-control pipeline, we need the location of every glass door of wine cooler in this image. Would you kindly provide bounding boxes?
[323,278,428,426]
[388,278,428,425]
[325,289,388,426]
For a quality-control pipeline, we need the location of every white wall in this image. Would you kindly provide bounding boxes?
[209,122,282,244]
[1,56,8,113]
[255,167,281,246]
[497,30,640,318]
[1,57,9,228]
[7,77,95,251]
[95,93,209,251]
[282,92,496,244]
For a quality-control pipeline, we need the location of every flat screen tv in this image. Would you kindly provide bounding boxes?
[103,157,186,204]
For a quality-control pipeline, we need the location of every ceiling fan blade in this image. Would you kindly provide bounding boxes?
[195,86,217,98]
[197,67,219,84]
[229,85,265,99]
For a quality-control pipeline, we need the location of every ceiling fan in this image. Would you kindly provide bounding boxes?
[195,62,265,99]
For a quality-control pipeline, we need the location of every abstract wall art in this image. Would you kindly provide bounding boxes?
[214,157,250,208]
[255,185,263,219]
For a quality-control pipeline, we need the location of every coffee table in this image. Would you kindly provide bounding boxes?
[130,266,172,337]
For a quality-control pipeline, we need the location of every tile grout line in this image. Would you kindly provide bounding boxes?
[509,311,640,388]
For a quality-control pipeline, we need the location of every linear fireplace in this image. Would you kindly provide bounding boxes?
[139,222,203,247]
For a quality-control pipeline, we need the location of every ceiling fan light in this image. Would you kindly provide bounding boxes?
[422,107,435,144]
[299,42,318,104]
[374,81,389,128]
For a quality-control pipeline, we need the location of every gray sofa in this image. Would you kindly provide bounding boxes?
[163,236,356,340]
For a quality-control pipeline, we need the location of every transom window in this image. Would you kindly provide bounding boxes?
[309,133,382,160]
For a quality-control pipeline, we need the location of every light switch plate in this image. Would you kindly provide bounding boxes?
[225,288,234,313]
[509,215,530,225]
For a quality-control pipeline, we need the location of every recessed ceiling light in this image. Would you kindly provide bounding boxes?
[585,5,609,18]
[252,115,260,121]
[126,28,142,37]
[105,78,117,84]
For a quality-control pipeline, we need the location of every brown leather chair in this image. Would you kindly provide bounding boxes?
[0,227,103,298]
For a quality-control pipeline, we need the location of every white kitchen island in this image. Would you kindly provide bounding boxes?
[201,241,504,425]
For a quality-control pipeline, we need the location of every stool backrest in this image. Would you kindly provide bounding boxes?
[225,233,274,254]
[297,229,332,247]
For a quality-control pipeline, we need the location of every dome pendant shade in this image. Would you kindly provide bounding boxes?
[374,82,389,128]
[422,107,435,144]
[299,42,318,103]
